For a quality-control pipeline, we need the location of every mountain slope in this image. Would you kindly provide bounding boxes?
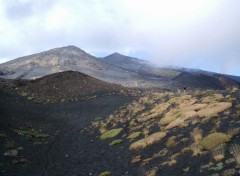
[0,45,239,90]
[102,52,181,79]
[173,72,224,89]
[102,52,149,72]
[0,46,140,86]
[173,72,240,90]
[1,71,129,103]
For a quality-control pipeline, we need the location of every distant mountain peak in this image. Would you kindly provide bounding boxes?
[64,45,82,50]
[110,52,124,57]
[50,45,84,52]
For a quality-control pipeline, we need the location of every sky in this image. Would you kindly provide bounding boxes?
[0,0,240,76]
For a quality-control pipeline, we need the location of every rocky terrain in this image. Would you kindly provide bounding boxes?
[0,71,129,104]
[1,46,239,90]
[90,88,240,176]
[0,46,240,176]
[0,70,240,176]
[0,46,141,87]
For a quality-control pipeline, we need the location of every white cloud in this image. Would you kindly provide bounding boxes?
[0,0,240,76]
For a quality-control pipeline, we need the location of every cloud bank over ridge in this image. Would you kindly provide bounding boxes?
[0,0,240,75]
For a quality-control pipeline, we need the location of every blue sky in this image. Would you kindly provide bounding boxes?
[0,0,240,76]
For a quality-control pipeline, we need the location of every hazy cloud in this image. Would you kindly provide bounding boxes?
[0,0,240,75]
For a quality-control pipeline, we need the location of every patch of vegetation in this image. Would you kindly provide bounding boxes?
[109,139,123,146]
[95,116,102,121]
[198,102,232,118]
[212,146,225,162]
[230,144,240,165]
[175,112,181,118]
[191,127,203,143]
[98,171,112,176]
[128,132,141,139]
[5,141,14,149]
[14,129,49,138]
[161,159,177,167]
[145,168,157,176]
[159,114,177,126]
[200,132,232,151]
[165,118,186,130]
[129,132,166,151]
[85,95,97,100]
[90,90,240,175]
[119,105,127,110]
[166,136,178,148]
[100,128,123,140]
[33,141,43,145]
[131,155,141,164]
[0,133,6,139]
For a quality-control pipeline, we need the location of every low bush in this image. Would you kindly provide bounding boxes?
[127,132,141,139]
[212,146,225,162]
[100,128,123,140]
[198,102,232,118]
[14,129,49,138]
[99,171,112,176]
[230,144,240,165]
[166,136,178,148]
[129,132,166,151]
[109,139,123,146]
[200,132,232,150]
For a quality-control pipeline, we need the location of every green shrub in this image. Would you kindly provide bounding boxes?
[100,128,123,140]
[5,141,14,149]
[200,132,232,150]
[129,132,167,151]
[99,171,112,176]
[33,141,43,145]
[0,133,6,139]
[128,132,141,139]
[109,139,123,146]
[166,136,177,148]
[14,129,49,138]
[95,116,102,121]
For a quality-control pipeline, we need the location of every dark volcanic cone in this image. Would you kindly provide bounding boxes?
[10,71,128,103]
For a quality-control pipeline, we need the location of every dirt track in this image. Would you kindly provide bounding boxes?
[0,91,138,176]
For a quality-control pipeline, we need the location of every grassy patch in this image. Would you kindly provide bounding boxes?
[33,141,43,145]
[99,171,112,176]
[0,133,6,139]
[198,102,232,118]
[128,132,141,139]
[165,118,186,130]
[175,112,181,118]
[119,105,127,110]
[109,139,123,146]
[200,132,232,151]
[129,132,167,151]
[230,144,240,165]
[100,128,123,140]
[5,141,14,149]
[95,116,102,121]
[159,114,177,126]
[212,146,225,162]
[166,136,178,148]
[14,129,49,138]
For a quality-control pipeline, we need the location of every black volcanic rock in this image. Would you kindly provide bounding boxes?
[173,72,225,89]
[1,71,128,103]
[103,52,148,72]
